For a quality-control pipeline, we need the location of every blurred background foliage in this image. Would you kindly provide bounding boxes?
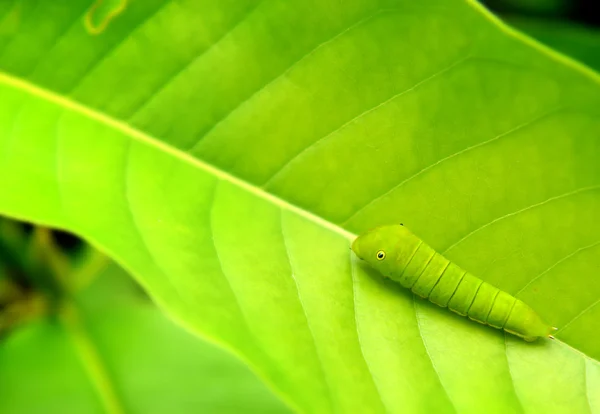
[0,217,289,413]
[0,0,598,412]
[485,0,600,71]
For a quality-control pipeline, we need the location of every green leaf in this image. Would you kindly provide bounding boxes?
[0,263,289,414]
[1,0,600,412]
[504,15,600,72]
[482,0,569,16]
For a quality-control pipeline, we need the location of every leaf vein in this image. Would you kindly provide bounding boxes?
[279,212,336,413]
[0,0,42,58]
[26,3,92,77]
[263,54,471,188]
[0,70,357,243]
[444,185,600,255]
[207,179,271,348]
[557,296,600,335]
[503,334,526,413]
[348,255,388,413]
[584,360,594,414]
[188,7,393,151]
[67,1,172,94]
[514,239,600,298]
[126,2,263,121]
[343,107,564,226]
[412,296,457,413]
[53,106,123,414]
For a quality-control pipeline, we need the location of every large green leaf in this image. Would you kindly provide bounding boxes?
[1,0,599,412]
[0,262,289,414]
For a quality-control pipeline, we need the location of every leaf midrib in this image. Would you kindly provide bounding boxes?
[3,67,600,361]
[0,70,358,246]
[1,69,352,414]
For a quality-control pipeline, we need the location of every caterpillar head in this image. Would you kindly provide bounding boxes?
[351,224,415,278]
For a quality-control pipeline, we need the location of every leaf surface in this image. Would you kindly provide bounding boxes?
[1,0,599,412]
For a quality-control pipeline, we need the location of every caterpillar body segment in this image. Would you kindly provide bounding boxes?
[447,273,482,316]
[397,241,433,288]
[428,263,465,307]
[351,224,555,342]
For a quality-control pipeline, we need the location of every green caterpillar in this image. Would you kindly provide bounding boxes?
[351,224,556,341]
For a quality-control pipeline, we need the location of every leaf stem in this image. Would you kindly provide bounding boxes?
[59,301,126,414]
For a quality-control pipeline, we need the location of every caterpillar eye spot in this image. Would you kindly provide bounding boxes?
[376,250,386,260]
